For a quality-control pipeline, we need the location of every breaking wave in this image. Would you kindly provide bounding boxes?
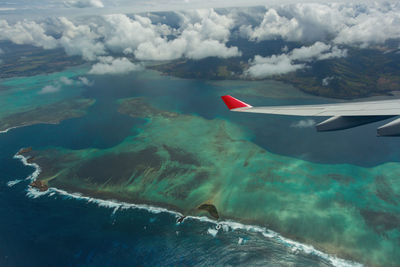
[0,126,19,134]
[14,150,362,267]
[7,179,22,187]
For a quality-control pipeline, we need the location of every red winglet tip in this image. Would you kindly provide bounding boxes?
[221,95,252,110]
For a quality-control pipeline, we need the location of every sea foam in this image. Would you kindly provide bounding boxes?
[14,151,362,267]
[7,179,22,187]
[0,126,18,134]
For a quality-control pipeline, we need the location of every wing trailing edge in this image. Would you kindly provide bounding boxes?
[221,95,400,136]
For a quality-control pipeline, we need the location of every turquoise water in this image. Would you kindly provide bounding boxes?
[0,65,89,119]
[1,68,400,266]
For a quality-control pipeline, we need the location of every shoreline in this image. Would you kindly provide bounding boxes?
[0,126,19,134]
[0,122,59,135]
[11,150,362,267]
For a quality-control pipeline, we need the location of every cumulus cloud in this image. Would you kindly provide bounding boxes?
[64,0,104,8]
[242,2,400,47]
[333,6,400,47]
[290,42,347,61]
[39,84,61,94]
[246,54,304,77]
[88,56,141,75]
[0,2,398,67]
[246,42,347,78]
[38,10,239,62]
[291,119,316,128]
[101,14,165,55]
[124,9,241,60]
[58,17,105,61]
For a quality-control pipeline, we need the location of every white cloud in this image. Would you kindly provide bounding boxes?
[64,0,104,8]
[291,119,316,128]
[333,6,400,47]
[60,76,74,85]
[39,84,61,94]
[322,76,334,86]
[126,10,241,60]
[246,54,304,77]
[0,8,16,11]
[185,39,241,59]
[101,14,164,55]
[290,42,347,61]
[0,2,398,67]
[243,2,400,47]
[241,8,303,42]
[0,20,58,49]
[78,76,93,86]
[246,42,347,78]
[58,17,105,61]
[88,56,141,75]
[0,8,235,63]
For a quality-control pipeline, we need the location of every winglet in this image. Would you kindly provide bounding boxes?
[221,95,252,110]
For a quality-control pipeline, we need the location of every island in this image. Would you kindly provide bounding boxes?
[151,47,400,99]
[0,98,95,133]
[18,97,400,266]
[0,41,84,79]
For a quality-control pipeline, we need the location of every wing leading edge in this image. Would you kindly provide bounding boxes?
[221,95,400,136]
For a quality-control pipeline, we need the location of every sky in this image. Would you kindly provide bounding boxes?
[0,0,382,18]
[0,0,399,77]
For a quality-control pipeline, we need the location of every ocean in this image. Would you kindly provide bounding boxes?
[1,68,399,266]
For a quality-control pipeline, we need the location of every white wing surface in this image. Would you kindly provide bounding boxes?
[221,95,400,116]
[221,95,400,136]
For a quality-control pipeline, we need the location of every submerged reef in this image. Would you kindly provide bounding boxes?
[23,98,400,266]
[0,98,95,132]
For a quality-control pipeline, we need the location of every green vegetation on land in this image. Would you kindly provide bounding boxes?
[0,98,95,132]
[151,47,400,99]
[0,42,84,79]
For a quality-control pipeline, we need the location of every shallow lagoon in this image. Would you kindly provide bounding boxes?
[1,68,400,266]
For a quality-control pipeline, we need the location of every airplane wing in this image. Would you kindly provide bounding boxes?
[221,95,400,136]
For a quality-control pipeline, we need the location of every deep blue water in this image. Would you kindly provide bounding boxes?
[1,69,399,266]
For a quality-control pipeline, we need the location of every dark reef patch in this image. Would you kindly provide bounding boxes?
[118,98,178,119]
[75,147,162,186]
[162,144,200,166]
[360,210,400,234]
[327,173,355,185]
[165,171,209,200]
[374,175,399,205]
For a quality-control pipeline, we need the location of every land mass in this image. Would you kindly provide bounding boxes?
[20,97,400,266]
[151,47,400,99]
[0,41,84,79]
[0,98,95,132]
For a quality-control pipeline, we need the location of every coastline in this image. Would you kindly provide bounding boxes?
[0,126,19,134]
[11,150,362,267]
[0,122,59,135]
[0,98,96,134]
